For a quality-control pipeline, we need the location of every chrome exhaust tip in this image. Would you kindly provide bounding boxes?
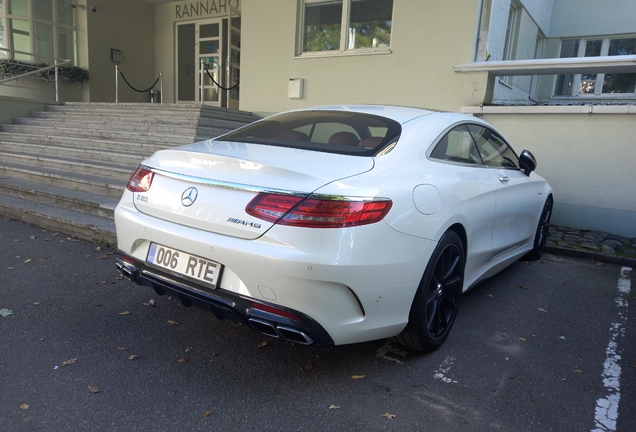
[248,318,279,338]
[277,326,314,345]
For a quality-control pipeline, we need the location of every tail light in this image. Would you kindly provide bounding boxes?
[246,192,392,228]
[126,167,154,192]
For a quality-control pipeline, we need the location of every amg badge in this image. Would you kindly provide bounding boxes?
[227,217,261,229]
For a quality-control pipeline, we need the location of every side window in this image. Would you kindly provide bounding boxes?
[467,125,519,169]
[430,126,482,165]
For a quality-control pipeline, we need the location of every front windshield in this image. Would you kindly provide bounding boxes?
[217,111,402,156]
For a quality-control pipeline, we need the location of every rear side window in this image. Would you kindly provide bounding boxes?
[430,125,482,165]
[466,124,519,169]
[217,111,401,156]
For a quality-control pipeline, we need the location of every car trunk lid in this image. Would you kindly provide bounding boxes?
[131,140,374,239]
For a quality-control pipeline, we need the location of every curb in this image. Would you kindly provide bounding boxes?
[546,245,636,267]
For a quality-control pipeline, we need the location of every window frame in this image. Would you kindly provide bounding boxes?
[0,0,77,64]
[554,35,636,98]
[296,0,393,58]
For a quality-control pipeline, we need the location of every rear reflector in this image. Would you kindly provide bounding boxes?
[250,301,301,321]
[126,167,154,192]
[246,192,392,228]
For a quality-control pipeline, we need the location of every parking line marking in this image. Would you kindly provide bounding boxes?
[592,266,631,432]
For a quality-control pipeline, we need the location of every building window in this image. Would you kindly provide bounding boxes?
[555,37,636,96]
[0,0,77,64]
[299,0,393,55]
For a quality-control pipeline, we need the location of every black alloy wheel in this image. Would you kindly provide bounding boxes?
[394,230,465,352]
[525,197,553,261]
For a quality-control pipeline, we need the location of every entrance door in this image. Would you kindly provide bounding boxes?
[176,18,221,106]
[176,13,240,109]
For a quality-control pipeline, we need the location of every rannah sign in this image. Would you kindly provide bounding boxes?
[175,0,240,19]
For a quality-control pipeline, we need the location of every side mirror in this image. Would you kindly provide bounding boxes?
[519,149,537,176]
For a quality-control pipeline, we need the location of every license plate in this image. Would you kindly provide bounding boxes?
[146,243,221,288]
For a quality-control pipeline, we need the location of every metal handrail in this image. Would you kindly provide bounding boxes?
[0,47,71,102]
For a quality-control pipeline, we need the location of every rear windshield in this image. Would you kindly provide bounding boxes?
[216,111,402,156]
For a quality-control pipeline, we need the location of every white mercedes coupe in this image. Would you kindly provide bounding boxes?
[115,105,552,352]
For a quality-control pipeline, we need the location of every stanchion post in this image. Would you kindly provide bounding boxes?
[200,59,204,105]
[160,73,164,104]
[54,59,60,102]
[115,64,119,103]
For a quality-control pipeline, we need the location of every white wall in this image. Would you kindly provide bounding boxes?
[549,0,636,38]
[239,0,479,114]
[85,0,155,102]
[481,112,636,237]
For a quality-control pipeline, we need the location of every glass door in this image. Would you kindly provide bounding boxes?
[226,7,240,109]
[197,19,222,106]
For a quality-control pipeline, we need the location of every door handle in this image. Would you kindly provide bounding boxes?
[498,176,510,184]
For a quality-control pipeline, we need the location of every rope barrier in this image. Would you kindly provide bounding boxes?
[204,66,240,91]
[119,70,160,93]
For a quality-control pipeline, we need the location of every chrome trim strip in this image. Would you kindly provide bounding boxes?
[144,165,390,203]
[145,165,305,197]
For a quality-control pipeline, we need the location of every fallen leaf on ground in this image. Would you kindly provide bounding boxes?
[329,405,340,410]
[203,411,212,418]
[30,235,36,240]
[257,341,268,348]
[519,337,528,343]
[62,358,78,367]
[519,284,528,289]
[596,262,603,267]
[0,309,13,317]
[24,259,31,263]
[460,420,467,425]
[167,320,179,325]
[34,302,41,306]
[88,386,100,394]
[66,237,80,242]
[177,357,190,363]
[573,369,582,373]
[537,308,547,313]
[117,311,130,315]
[19,404,29,410]
[95,246,102,251]
[128,355,139,360]
[486,294,493,297]
[351,375,366,379]
[383,413,396,420]
[117,347,130,351]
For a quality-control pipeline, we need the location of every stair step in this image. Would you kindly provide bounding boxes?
[0,124,197,144]
[0,131,172,152]
[0,149,134,181]
[0,193,116,245]
[30,111,249,131]
[0,141,148,166]
[0,161,125,198]
[0,177,119,219]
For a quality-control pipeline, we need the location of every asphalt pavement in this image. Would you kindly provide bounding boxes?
[1,218,634,431]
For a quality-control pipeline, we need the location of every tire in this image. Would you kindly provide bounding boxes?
[393,230,465,352]
[524,196,553,261]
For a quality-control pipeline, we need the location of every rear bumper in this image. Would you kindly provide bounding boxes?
[115,253,334,346]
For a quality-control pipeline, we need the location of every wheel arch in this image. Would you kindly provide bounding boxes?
[447,223,468,260]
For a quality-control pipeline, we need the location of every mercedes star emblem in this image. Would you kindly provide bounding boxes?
[181,187,198,207]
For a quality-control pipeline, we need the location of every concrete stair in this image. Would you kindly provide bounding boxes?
[0,102,257,245]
